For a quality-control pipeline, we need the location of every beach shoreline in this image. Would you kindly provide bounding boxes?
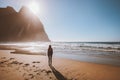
[0,50,120,80]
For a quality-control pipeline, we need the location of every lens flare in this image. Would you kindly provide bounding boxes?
[27,1,39,14]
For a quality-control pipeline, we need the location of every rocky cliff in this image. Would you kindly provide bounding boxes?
[0,6,50,42]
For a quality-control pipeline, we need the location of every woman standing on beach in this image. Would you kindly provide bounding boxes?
[47,45,53,66]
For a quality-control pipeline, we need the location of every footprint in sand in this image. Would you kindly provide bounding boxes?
[41,69,46,72]
[34,70,38,72]
[24,78,29,80]
[49,76,53,79]
[24,63,30,67]
[0,61,5,64]
[36,61,40,63]
[46,70,52,75]
[36,72,40,75]
[41,69,52,76]
[1,57,6,59]
[33,65,36,67]
[9,58,15,60]
[32,61,40,63]
[28,74,34,79]
[19,62,23,65]
[32,61,36,63]
[0,60,8,65]
[10,61,19,64]
[69,78,77,80]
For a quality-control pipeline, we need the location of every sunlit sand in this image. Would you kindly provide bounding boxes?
[0,49,120,80]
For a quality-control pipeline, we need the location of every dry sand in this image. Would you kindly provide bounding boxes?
[0,50,120,80]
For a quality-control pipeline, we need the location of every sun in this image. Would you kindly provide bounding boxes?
[27,1,39,14]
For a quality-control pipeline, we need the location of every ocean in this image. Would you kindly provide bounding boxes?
[0,42,120,66]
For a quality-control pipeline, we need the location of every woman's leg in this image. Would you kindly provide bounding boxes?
[48,56,50,65]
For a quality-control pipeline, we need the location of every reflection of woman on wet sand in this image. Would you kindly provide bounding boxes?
[47,45,53,66]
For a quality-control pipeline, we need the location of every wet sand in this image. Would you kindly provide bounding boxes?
[0,50,120,80]
[54,52,120,66]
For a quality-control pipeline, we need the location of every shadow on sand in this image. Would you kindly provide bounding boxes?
[50,65,67,80]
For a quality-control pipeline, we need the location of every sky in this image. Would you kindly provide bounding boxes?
[0,0,120,42]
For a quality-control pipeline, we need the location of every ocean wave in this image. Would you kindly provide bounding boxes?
[0,42,120,53]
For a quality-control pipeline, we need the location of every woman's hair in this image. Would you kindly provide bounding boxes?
[49,45,51,48]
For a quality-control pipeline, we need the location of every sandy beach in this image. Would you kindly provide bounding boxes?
[0,0,120,80]
[0,50,120,80]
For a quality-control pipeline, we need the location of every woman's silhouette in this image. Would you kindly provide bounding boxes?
[47,45,53,66]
